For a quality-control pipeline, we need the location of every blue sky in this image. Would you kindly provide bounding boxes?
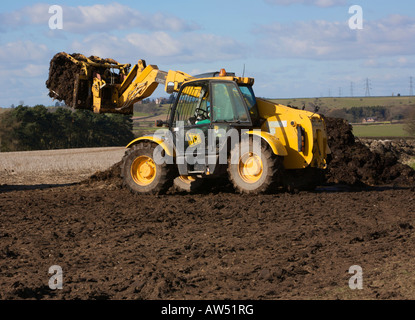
[1,0,415,107]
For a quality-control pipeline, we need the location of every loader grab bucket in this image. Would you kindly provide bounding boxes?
[46,52,131,112]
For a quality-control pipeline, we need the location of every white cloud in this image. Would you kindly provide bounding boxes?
[0,3,50,27]
[0,63,47,79]
[64,3,198,33]
[362,56,415,69]
[255,14,415,60]
[126,32,182,57]
[0,40,53,106]
[0,3,199,33]
[265,0,347,7]
[71,31,247,65]
[0,40,50,63]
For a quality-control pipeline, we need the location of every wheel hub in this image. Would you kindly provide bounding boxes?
[238,153,263,183]
[131,156,157,186]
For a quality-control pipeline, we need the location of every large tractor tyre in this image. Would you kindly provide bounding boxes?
[121,142,176,195]
[173,175,204,193]
[228,138,284,194]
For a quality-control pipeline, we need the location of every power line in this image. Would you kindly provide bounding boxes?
[410,76,414,96]
[364,78,372,97]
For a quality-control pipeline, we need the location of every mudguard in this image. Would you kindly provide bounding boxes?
[126,135,174,156]
[246,130,288,156]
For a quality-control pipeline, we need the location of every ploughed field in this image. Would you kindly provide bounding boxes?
[1,118,414,300]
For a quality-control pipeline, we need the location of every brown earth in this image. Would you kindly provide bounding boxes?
[1,117,415,300]
[1,181,415,300]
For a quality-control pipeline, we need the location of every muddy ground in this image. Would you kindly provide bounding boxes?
[1,117,415,300]
[1,181,415,300]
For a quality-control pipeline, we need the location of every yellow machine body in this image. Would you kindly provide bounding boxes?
[53,54,330,171]
[256,98,330,169]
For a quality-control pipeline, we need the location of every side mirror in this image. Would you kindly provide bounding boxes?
[166,81,175,94]
[155,119,164,127]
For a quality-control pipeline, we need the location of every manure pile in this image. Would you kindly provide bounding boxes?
[324,117,414,187]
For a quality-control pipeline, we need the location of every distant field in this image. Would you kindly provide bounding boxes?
[269,96,415,109]
[352,123,411,138]
[0,147,125,185]
[133,112,152,117]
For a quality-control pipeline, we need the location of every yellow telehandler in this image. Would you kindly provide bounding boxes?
[47,53,331,194]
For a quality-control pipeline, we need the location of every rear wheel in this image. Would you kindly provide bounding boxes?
[228,137,283,194]
[121,142,175,194]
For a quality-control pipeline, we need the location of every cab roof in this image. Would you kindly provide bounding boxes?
[188,69,254,86]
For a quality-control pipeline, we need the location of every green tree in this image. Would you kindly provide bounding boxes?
[0,110,20,151]
[0,105,135,151]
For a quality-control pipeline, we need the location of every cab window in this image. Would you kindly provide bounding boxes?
[239,85,259,122]
[173,83,210,126]
[211,82,250,123]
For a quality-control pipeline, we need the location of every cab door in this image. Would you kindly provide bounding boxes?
[209,81,254,165]
[170,81,212,175]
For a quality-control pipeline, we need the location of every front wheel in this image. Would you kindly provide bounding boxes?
[228,137,284,194]
[121,142,175,194]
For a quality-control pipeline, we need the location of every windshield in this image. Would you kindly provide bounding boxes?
[239,85,259,122]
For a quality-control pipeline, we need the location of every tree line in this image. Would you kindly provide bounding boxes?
[325,105,413,123]
[0,105,135,152]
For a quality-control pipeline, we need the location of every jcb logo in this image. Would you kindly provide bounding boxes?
[186,132,202,146]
